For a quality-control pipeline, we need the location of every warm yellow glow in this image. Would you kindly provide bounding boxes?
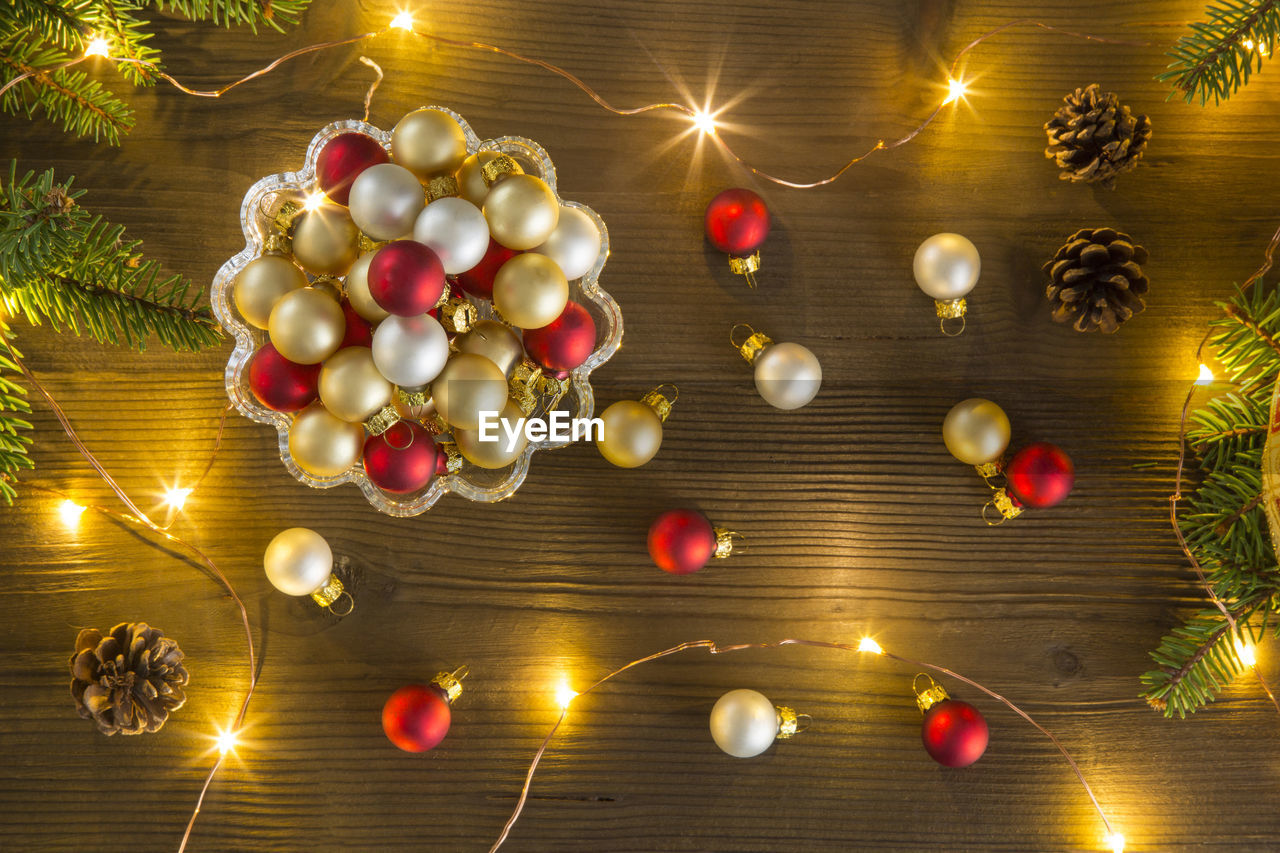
[84,36,111,58]
[1106,832,1125,853]
[1235,638,1258,668]
[163,486,193,512]
[691,109,718,136]
[555,681,578,710]
[302,190,327,212]
[943,77,969,105]
[858,637,883,655]
[390,10,414,30]
[58,499,86,527]
[215,727,239,755]
[1195,363,1215,385]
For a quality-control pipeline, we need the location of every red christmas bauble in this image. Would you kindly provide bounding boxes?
[368,241,446,317]
[1006,442,1074,508]
[382,684,451,752]
[705,188,770,256]
[523,301,596,372]
[248,343,320,412]
[363,421,438,494]
[647,509,717,574]
[316,133,389,206]
[455,238,518,299]
[338,300,374,349]
[922,699,988,767]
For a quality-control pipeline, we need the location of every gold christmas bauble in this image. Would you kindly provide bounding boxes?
[393,389,436,422]
[492,253,568,330]
[343,252,389,323]
[291,203,360,276]
[233,255,306,329]
[942,398,1011,465]
[288,403,364,478]
[457,151,503,206]
[483,174,560,251]
[596,399,663,468]
[319,346,392,423]
[455,399,528,469]
[456,319,525,376]
[431,353,509,431]
[268,287,346,365]
[391,108,468,178]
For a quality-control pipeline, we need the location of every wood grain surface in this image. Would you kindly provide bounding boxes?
[4,1,1280,850]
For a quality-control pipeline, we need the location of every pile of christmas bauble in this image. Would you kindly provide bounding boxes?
[213,107,620,513]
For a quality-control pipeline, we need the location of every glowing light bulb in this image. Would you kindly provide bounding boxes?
[555,681,578,710]
[691,109,718,135]
[215,727,239,755]
[858,637,883,655]
[943,77,969,105]
[58,499,86,527]
[302,190,327,212]
[390,11,414,30]
[84,36,111,58]
[1235,638,1257,668]
[1195,364,1214,385]
[163,486,192,512]
[1106,832,1125,853]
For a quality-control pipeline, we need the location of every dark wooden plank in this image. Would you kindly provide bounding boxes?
[4,0,1280,850]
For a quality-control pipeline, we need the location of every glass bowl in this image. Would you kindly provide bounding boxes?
[210,107,622,516]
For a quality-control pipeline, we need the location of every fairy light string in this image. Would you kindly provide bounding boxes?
[490,637,1126,853]
[3,15,1156,189]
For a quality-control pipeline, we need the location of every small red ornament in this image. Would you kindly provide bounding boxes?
[368,240,446,317]
[316,133,389,206]
[705,188,769,286]
[916,677,988,768]
[1006,441,1074,508]
[338,300,374,349]
[247,343,320,412]
[363,421,438,494]
[647,508,733,574]
[455,238,518,299]
[523,301,596,372]
[382,669,466,753]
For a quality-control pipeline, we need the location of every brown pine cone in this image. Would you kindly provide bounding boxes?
[1044,84,1151,187]
[1043,228,1149,333]
[70,622,188,736]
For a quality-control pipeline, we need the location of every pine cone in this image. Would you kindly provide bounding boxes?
[70,622,188,735]
[1043,228,1149,333]
[1044,84,1151,187]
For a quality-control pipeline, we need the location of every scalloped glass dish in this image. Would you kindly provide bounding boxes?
[210,107,622,516]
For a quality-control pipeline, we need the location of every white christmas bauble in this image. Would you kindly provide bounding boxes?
[263,527,332,597]
[754,342,822,410]
[412,197,490,275]
[710,689,780,758]
[533,205,602,280]
[913,232,980,301]
[348,163,425,242]
[371,314,449,388]
[344,252,389,323]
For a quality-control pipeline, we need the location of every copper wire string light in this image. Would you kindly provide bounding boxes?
[489,637,1126,853]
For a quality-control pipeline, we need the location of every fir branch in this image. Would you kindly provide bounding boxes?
[0,322,33,506]
[0,161,221,351]
[2,1,91,51]
[1158,0,1280,105]
[150,0,313,34]
[0,34,134,143]
[1142,600,1266,718]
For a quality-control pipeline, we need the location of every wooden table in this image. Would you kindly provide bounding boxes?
[4,1,1279,849]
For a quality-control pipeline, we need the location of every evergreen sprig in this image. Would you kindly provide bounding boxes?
[0,322,34,506]
[1142,283,1280,715]
[1158,0,1280,105]
[0,0,313,143]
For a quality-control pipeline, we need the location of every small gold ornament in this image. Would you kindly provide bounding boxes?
[233,255,306,329]
[291,204,360,276]
[343,252,389,323]
[483,174,560,251]
[288,403,365,478]
[455,399,529,469]
[596,385,677,469]
[492,252,568,329]
[431,353,509,431]
[457,320,525,376]
[457,151,503,206]
[391,108,468,178]
[268,287,346,365]
[319,347,393,423]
